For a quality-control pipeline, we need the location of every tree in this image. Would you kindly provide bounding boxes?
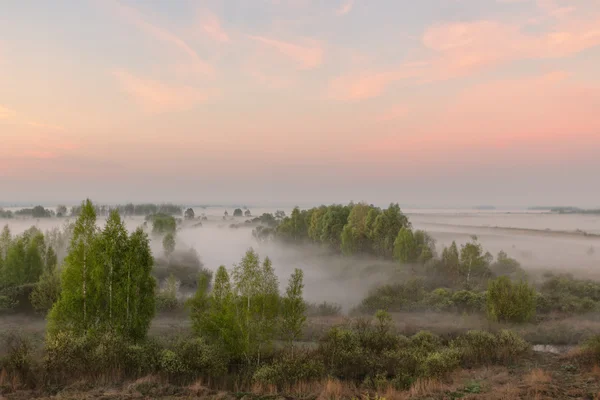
[341,203,376,255]
[49,199,99,336]
[95,210,129,332]
[149,214,177,235]
[441,242,460,281]
[244,209,252,217]
[233,208,243,217]
[230,249,281,364]
[274,210,286,221]
[372,203,410,258]
[486,276,536,323]
[163,233,176,258]
[56,205,68,218]
[122,228,156,340]
[190,266,243,358]
[393,227,417,263]
[30,246,61,313]
[184,208,195,220]
[280,269,306,350]
[460,237,492,287]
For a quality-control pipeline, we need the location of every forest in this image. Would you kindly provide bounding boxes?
[1,200,600,399]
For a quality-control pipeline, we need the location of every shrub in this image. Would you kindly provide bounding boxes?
[486,277,536,323]
[45,331,94,377]
[410,331,442,353]
[253,349,325,388]
[495,330,530,363]
[0,331,36,382]
[579,335,600,365]
[451,330,498,365]
[451,290,486,313]
[359,280,425,313]
[424,288,453,312]
[420,348,460,378]
[173,337,228,377]
[159,349,186,376]
[451,330,529,366]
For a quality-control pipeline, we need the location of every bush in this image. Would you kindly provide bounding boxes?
[410,331,442,353]
[579,335,600,365]
[173,337,228,377]
[359,280,425,313]
[486,277,536,323]
[0,331,36,383]
[451,330,498,365]
[495,330,530,363]
[159,349,186,376]
[451,290,486,313]
[451,330,529,366]
[424,288,453,311]
[253,349,325,388]
[420,348,460,378]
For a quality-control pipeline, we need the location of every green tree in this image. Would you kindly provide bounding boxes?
[441,241,460,281]
[393,227,417,263]
[163,232,176,258]
[372,203,410,258]
[486,276,537,323]
[460,237,492,287]
[280,268,306,350]
[49,199,99,336]
[95,210,129,332]
[122,228,156,340]
[233,208,243,217]
[341,203,376,255]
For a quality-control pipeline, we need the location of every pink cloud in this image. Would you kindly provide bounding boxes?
[112,69,209,113]
[113,1,214,77]
[329,6,600,101]
[327,63,427,101]
[344,71,600,171]
[199,10,230,43]
[0,105,16,120]
[336,0,354,15]
[248,35,323,69]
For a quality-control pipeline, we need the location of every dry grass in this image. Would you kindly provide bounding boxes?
[407,378,449,397]
[317,378,346,400]
[251,382,277,395]
[591,365,600,380]
[524,368,553,399]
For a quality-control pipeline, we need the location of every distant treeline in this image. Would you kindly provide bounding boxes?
[70,203,183,217]
[0,206,55,219]
[529,206,600,214]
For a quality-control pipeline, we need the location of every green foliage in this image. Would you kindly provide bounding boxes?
[486,276,537,323]
[49,200,155,342]
[15,205,54,218]
[459,238,493,288]
[538,274,600,314]
[30,268,61,313]
[162,232,176,257]
[276,207,308,243]
[359,280,425,313]
[0,208,14,218]
[451,330,530,366]
[253,349,325,388]
[491,250,524,277]
[280,268,306,346]
[156,274,181,311]
[148,213,177,235]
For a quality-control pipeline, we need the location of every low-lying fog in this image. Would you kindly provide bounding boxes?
[2,207,599,310]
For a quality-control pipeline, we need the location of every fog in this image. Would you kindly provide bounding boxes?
[2,207,599,310]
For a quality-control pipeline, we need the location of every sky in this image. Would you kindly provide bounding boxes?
[1,0,600,207]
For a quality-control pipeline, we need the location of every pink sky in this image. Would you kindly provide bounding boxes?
[1,0,599,206]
